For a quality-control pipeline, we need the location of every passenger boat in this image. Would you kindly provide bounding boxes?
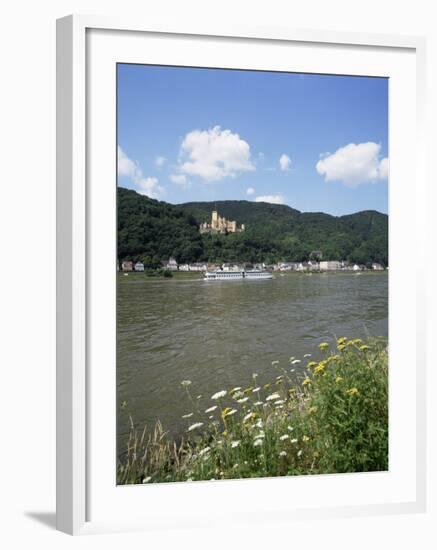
[204,270,273,281]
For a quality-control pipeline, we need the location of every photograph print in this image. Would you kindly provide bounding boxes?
[116,64,388,485]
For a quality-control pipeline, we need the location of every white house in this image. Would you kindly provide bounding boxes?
[189,262,208,272]
[372,263,384,271]
[134,261,144,272]
[353,264,361,271]
[165,257,178,271]
[320,261,342,271]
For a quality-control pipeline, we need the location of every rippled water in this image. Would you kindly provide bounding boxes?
[117,272,388,454]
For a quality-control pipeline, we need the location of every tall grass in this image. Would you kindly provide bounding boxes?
[117,337,388,484]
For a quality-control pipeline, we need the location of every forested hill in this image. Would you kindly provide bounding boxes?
[118,187,388,267]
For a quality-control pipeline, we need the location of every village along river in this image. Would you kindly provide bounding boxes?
[117,271,388,456]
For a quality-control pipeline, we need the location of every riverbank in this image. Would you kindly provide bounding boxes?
[117,337,388,484]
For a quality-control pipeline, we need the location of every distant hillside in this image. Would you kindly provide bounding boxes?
[118,187,388,267]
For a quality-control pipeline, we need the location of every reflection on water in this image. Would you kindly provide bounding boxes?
[117,272,388,454]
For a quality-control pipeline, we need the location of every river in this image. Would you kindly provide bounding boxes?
[117,271,388,455]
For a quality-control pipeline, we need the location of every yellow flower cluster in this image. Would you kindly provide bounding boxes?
[346,387,359,396]
[318,342,330,351]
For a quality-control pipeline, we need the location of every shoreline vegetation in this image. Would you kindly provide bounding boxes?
[117,337,388,485]
[119,270,388,280]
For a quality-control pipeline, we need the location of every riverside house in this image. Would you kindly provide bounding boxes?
[165,257,179,271]
[134,261,145,272]
[121,260,133,272]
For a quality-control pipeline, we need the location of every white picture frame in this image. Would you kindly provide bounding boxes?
[56,14,427,535]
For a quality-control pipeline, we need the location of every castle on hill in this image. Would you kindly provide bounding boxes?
[199,210,245,235]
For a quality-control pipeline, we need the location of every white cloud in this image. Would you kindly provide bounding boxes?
[246,187,255,195]
[118,146,138,178]
[155,156,166,168]
[118,146,164,199]
[279,153,292,171]
[170,174,190,187]
[316,142,388,187]
[178,126,255,182]
[255,194,285,205]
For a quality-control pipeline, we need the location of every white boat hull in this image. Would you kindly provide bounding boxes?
[204,270,273,281]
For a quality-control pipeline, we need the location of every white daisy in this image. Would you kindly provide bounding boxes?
[291,438,298,443]
[254,439,263,447]
[252,387,261,393]
[198,447,210,457]
[271,360,279,365]
[279,434,289,441]
[266,393,281,402]
[231,440,241,448]
[182,413,193,419]
[279,451,287,457]
[181,380,191,386]
[291,359,301,364]
[237,397,249,403]
[188,422,204,431]
[142,476,152,483]
[211,390,227,400]
[205,405,218,413]
[297,449,303,457]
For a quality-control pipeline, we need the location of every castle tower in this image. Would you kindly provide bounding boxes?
[211,210,218,229]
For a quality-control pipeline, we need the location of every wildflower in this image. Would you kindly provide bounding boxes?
[335,376,343,383]
[289,357,295,362]
[254,439,263,447]
[211,390,227,400]
[198,447,211,457]
[188,422,204,432]
[291,438,298,444]
[291,359,301,364]
[279,451,287,457]
[252,373,258,378]
[346,387,359,396]
[230,387,242,394]
[232,391,244,399]
[359,345,370,352]
[205,405,218,413]
[302,377,311,386]
[314,362,327,374]
[271,360,279,365]
[280,434,289,441]
[303,353,312,358]
[302,435,310,442]
[274,399,286,405]
[237,397,249,404]
[352,338,363,345]
[252,387,261,393]
[337,344,346,351]
[243,387,254,395]
[254,401,263,406]
[181,380,192,386]
[318,342,329,351]
[309,406,318,414]
[255,431,265,439]
[276,379,284,385]
[182,413,193,419]
[231,440,241,448]
[297,450,303,457]
[337,337,347,345]
[222,408,237,419]
[266,392,281,402]
[142,476,152,483]
[276,375,284,380]
[287,426,294,432]
[243,411,256,423]
[307,361,318,369]
[186,478,193,482]
[264,383,271,390]
[209,415,214,419]
[290,369,295,373]
[255,419,264,428]
[197,395,202,400]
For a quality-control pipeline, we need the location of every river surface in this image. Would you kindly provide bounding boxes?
[117,272,388,455]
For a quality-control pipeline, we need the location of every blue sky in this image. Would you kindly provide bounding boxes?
[117,64,388,216]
